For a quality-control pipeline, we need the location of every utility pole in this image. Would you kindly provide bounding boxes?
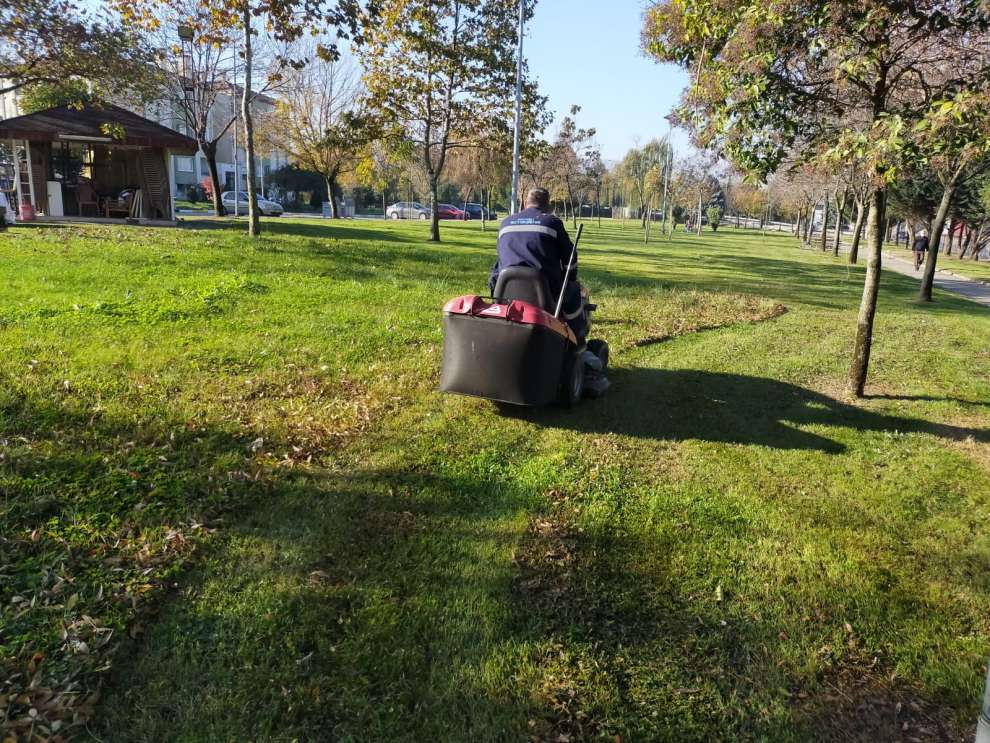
[509,0,525,215]
[232,51,240,218]
[661,140,672,236]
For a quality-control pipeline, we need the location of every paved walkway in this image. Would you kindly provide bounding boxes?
[882,251,990,308]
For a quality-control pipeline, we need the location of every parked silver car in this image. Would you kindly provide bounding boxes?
[221,191,284,216]
[386,201,431,220]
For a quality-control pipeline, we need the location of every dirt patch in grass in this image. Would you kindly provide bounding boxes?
[794,662,969,742]
[596,289,787,352]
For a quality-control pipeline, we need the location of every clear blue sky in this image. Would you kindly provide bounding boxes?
[525,0,691,162]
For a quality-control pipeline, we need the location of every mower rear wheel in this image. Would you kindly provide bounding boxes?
[587,339,609,369]
[557,351,584,407]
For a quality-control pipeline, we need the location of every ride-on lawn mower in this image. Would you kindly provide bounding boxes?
[440,224,609,407]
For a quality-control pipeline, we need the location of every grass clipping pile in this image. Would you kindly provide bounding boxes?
[599,289,787,351]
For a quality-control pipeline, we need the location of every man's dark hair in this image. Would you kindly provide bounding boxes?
[525,188,550,211]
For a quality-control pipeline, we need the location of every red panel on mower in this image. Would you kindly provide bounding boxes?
[442,295,576,345]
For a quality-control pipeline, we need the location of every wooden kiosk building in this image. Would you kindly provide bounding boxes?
[0,103,197,224]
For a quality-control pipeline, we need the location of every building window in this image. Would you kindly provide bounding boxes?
[176,156,194,173]
[200,158,210,177]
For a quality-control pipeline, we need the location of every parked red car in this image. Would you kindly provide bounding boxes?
[436,203,467,220]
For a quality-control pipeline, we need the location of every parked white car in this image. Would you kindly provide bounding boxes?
[385,201,431,220]
[221,191,284,216]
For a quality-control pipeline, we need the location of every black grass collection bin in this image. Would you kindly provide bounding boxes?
[440,296,575,407]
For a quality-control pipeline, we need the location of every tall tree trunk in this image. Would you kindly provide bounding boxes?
[849,188,886,397]
[429,177,440,242]
[945,218,955,256]
[204,143,226,216]
[644,194,652,244]
[326,175,340,219]
[906,220,916,250]
[848,198,866,264]
[804,202,816,244]
[918,180,956,301]
[241,6,260,237]
[832,188,847,256]
[820,191,830,251]
[973,222,988,261]
[959,227,972,259]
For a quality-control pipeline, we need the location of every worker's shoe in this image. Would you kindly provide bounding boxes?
[581,349,604,372]
[583,370,610,398]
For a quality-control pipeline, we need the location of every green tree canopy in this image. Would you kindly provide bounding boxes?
[17,79,96,113]
[359,0,547,242]
[643,0,990,395]
[0,0,159,98]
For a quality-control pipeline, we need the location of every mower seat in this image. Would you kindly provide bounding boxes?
[493,267,553,311]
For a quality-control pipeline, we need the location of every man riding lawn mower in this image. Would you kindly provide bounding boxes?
[440,188,610,407]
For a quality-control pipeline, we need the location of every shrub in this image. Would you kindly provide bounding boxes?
[707,206,724,232]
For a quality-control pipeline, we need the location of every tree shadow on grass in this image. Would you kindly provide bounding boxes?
[506,369,990,454]
[180,217,496,250]
[181,216,417,245]
[93,459,971,742]
[3,389,977,740]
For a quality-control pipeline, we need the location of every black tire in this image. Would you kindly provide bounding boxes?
[419,213,428,220]
[557,351,584,407]
[587,339,609,370]
[390,212,399,220]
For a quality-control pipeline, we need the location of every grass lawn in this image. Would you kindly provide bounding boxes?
[1,217,989,741]
[174,200,213,212]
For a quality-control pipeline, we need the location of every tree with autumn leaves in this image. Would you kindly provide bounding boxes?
[643,0,990,396]
[265,51,374,218]
[359,0,545,242]
[0,0,159,98]
[115,0,373,236]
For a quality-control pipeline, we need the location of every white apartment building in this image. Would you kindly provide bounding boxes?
[143,86,289,199]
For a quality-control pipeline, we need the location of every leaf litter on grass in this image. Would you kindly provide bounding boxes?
[0,369,391,739]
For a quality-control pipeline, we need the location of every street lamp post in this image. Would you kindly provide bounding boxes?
[177,25,194,216]
[509,0,525,215]
[231,52,240,218]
